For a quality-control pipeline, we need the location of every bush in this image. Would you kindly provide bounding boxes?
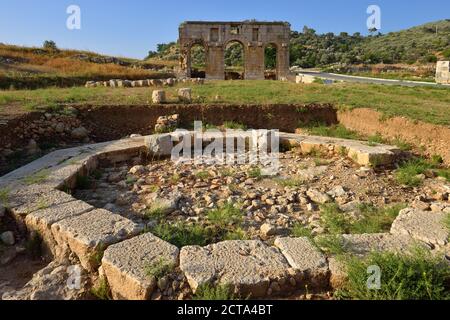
[145,258,176,280]
[395,158,433,187]
[193,284,236,300]
[43,40,58,52]
[152,223,212,247]
[207,202,243,228]
[336,249,450,300]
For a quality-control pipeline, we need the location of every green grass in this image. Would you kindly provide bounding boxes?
[336,249,450,300]
[193,284,236,300]
[392,138,413,151]
[144,205,168,220]
[223,121,247,130]
[91,278,112,300]
[207,202,243,228]
[302,123,361,140]
[320,204,350,234]
[319,203,405,235]
[367,133,386,146]
[0,188,9,205]
[151,223,212,248]
[224,228,249,241]
[395,158,434,187]
[195,170,211,180]
[276,177,304,188]
[1,81,450,125]
[350,204,406,234]
[315,234,345,255]
[291,223,313,240]
[248,167,263,180]
[22,169,49,185]
[145,258,176,280]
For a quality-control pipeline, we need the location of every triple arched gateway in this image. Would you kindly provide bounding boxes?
[179,21,291,80]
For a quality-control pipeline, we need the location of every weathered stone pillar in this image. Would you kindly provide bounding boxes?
[206,45,225,80]
[245,44,265,80]
[277,44,290,80]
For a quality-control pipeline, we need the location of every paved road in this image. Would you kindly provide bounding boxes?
[298,71,449,88]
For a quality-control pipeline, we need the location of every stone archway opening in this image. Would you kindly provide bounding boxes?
[190,44,206,78]
[224,41,245,80]
[264,43,278,80]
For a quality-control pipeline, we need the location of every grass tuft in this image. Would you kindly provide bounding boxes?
[193,284,237,300]
[145,258,176,280]
[336,248,450,300]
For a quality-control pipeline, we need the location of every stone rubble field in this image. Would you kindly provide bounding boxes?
[0,132,449,300]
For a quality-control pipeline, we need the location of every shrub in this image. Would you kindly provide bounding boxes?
[145,258,176,280]
[315,234,345,255]
[193,284,236,300]
[291,223,313,240]
[207,202,243,228]
[152,223,212,247]
[320,204,350,234]
[349,204,406,234]
[395,158,433,187]
[91,278,111,300]
[336,249,450,300]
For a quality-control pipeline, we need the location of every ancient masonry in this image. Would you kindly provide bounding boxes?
[179,21,291,80]
[0,133,448,300]
[436,61,450,84]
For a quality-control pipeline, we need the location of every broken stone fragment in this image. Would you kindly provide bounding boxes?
[152,90,166,104]
[306,189,332,204]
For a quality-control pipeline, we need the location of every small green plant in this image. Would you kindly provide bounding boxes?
[23,169,50,185]
[248,167,262,180]
[350,204,406,234]
[90,244,106,267]
[0,188,10,205]
[291,223,313,240]
[395,158,433,187]
[223,121,246,130]
[315,234,345,255]
[144,205,168,220]
[145,258,176,280]
[314,158,330,166]
[320,203,350,234]
[195,171,211,180]
[392,138,412,151]
[276,177,303,188]
[170,173,181,184]
[367,133,385,146]
[303,124,360,140]
[224,228,249,241]
[91,278,111,300]
[152,223,212,247]
[207,202,243,228]
[336,248,450,300]
[193,284,236,300]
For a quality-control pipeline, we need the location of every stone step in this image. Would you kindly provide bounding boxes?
[102,233,179,300]
[51,209,143,271]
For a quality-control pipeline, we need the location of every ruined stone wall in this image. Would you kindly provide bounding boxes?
[179,21,290,80]
[436,61,450,84]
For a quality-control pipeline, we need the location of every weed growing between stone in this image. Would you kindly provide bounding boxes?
[335,248,450,300]
[193,284,237,300]
[145,258,176,280]
[91,278,112,300]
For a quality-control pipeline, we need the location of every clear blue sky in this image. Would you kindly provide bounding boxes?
[0,0,449,59]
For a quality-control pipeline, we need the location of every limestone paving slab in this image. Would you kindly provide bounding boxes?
[51,209,143,271]
[280,133,401,166]
[391,207,450,247]
[274,237,329,287]
[341,233,425,256]
[180,240,291,298]
[102,233,179,300]
[9,187,75,218]
[25,200,94,257]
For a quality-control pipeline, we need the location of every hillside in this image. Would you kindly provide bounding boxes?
[0,43,173,89]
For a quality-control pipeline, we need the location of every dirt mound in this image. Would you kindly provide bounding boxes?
[338,108,450,164]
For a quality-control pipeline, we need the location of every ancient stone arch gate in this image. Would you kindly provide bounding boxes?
[179,21,291,80]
